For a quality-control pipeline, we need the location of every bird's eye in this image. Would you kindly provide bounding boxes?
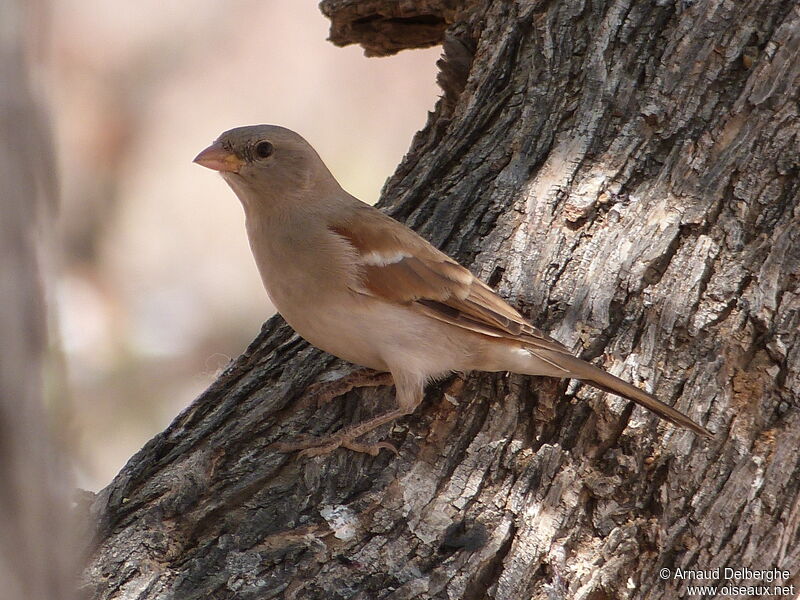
[254,141,274,159]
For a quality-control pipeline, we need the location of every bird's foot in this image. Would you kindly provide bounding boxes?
[270,433,398,458]
[271,406,408,458]
[305,369,394,409]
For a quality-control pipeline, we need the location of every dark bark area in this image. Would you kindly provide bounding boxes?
[320,0,464,57]
[86,1,800,598]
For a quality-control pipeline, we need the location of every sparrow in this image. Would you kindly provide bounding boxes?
[193,124,712,455]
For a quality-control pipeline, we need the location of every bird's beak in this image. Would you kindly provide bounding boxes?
[193,142,244,173]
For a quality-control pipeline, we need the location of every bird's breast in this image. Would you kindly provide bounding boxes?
[245,217,387,369]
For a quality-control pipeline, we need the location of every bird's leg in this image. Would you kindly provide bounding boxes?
[271,409,407,458]
[271,371,424,457]
[303,368,394,409]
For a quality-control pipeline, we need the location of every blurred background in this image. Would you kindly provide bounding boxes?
[50,0,440,490]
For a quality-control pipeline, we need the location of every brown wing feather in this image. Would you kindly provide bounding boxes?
[329,213,569,354]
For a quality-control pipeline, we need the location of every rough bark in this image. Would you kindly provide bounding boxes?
[320,0,465,56]
[86,1,800,598]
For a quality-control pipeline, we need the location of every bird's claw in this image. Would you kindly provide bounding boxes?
[271,434,398,458]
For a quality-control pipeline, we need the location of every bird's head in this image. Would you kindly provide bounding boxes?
[194,124,337,211]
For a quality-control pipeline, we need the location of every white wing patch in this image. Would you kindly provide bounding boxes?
[362,250,411,266]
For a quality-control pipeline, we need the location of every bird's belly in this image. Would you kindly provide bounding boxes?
[271,290,476,377]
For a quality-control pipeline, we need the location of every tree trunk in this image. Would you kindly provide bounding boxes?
[85,1,800,598]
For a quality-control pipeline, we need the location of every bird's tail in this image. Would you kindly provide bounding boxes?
[535,349,713,438]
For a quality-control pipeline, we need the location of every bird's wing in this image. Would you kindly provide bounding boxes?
[329,205,713,439]
[329,206,569,355]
